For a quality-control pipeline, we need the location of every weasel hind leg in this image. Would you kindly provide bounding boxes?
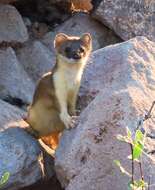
[24,126,40,138]
[41,132,61,151]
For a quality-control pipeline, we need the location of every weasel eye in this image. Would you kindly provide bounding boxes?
[65,47,71,53]
[80,47,85,53]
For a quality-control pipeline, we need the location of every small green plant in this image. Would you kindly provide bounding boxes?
[0,172,10,188]
[114,101,155,190]
[115,128,146,190]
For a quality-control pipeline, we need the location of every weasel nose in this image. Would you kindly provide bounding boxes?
[73,53,81,60]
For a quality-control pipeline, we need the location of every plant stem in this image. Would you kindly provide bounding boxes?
[137,101,155,130]
[139,161,144,190]
[130,143,134,188]
[144,101,155,120]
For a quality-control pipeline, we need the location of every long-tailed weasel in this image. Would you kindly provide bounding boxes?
[25,33,92,150]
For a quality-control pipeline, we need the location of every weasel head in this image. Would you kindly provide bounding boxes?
[54,33,92,65]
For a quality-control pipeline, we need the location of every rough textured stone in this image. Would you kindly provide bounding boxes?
[93,0,155,42]
[0,0,17,3]
[0,47,35,104]
[0,99,55,190]
[0,5,28,43]
[41,13,121,52]
[55,37,155,190]
[17,41,55,82]
[41,31,56,53]
[0,99,25,131]
[0,127,53,190]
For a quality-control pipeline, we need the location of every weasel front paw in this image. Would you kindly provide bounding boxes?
[70,116,79,128]
[60,112,71,129]
[60,113,78,129]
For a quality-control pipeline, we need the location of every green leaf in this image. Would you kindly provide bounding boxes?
[132,130,144,160]
[117,135,126,141]
[133,142,143,160]
[135,130,144,143]
[128,180,147,190]
[136,179,146,188]
[117,135,131,144]
[113,160,131,177]
[113,160,120,166]
[127,155,139,162]
[0,172,10,187]
[133,180,146,188]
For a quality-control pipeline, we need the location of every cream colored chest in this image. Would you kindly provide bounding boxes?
[53,64,84,98]
[64,67,80,91]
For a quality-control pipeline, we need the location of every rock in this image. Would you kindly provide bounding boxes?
[23,17,32,28]
[91,0,102,10]
[93,0,155,41]
[0,5,28,44]
[0,47,35,104]
[55,37,155,190]
[17,41,55,82]
[0,99,25,131]
[40,31,56,53]
[0,99,55,189]
[37,0,69,25]
[20,175,63,190]
[0,127,54,190]
[0,0,17,3]
[41,13,121,52]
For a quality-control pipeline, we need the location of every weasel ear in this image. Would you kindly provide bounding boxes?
[54,33,68,49]
[81,33,92,46]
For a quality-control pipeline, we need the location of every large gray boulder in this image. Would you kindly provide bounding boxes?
[0,47,35,104]
[93,0,155,42]
[0,100,55,190]
[17,41,55,82]
[55,37,155,190]
[41,13,121,52]
[0,99,25,131]
[0,127,52,190]
[0,5,28,43]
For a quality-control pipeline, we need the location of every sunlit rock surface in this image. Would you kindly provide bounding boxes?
[55,37,155,190]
